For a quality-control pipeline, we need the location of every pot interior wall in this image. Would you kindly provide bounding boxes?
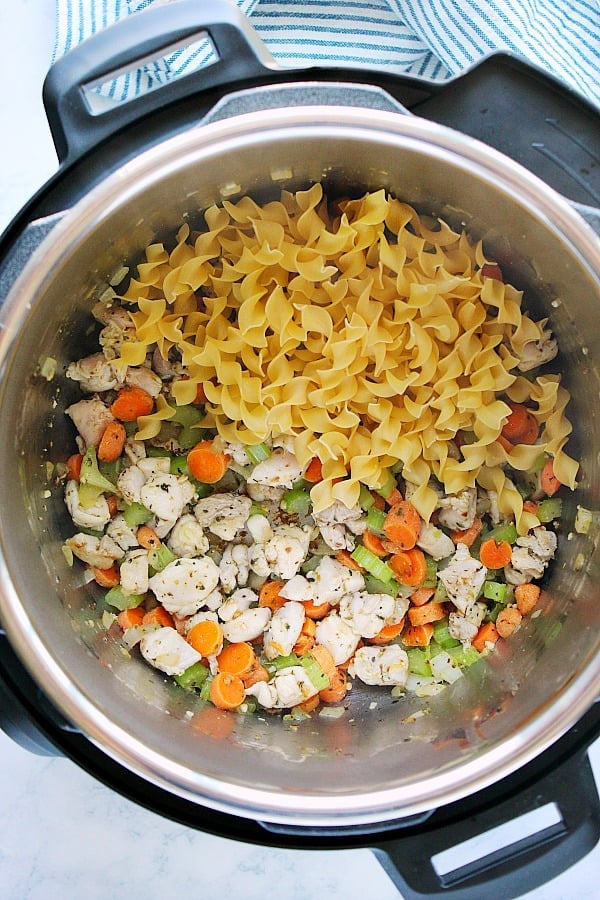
[0,110,598,822]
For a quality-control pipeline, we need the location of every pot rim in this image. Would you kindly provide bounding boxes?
[1,104,599,826]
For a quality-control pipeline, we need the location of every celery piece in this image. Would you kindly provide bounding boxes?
[366,506,387,533]
[363,574,403,598]
[123,501,153,528]
[171,405,204,428]
[359,482,376,511]
[200,676,213,702]
[483,580,508,603]
[78,482,109,509]
[148,544,176,573]
[177,425,204,450]
[433,620,461,650]
[406,648,432,677]
[300,655,330,691]
[98,457,123,484]
[104,586,145,611]
[537,497,562,523]
[447,645,481,667]
[174,661,210,691]
[375,469,397,499]
[528,452,549,474]
[80,446,118,495]
[246,442,271,465]
[487,601,504,623]
[482,523,519,545]
[280,488,311,515]
[249,501,267,517]
[351,545,396,583]
[433,580,448,604]
[270,653,301,672]
[169,455,189,477]
[423,555,438,588]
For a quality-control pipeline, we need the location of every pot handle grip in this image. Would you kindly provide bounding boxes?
[370,742,600,899]
[42,0,279,165]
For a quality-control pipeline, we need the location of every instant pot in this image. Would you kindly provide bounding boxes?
[0,3,599,897]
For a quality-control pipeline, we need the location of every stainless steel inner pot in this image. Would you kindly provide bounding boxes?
[0,105,599,827]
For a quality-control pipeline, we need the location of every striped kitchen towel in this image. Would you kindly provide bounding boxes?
[54,0,600,107]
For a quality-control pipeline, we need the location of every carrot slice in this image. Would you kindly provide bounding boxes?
[540,457,562,496]
[143,606,174,629]
[293,616,316,654]
[210,672,246,710]
[407,601,447,626]
[309,644,337,680]
[106,495,119,518]
[501,402,539,445]
[302,599,332,620]
[481,263,503,281]
[479,538,513,569]
[241,662,270,688]
[382,501,421,550]
[186,440,229,484]
[303,457,323,483]
[66,453,83,482]
[319,667,349,704]
[295,694,321,714]
[401,623,434,647]
[258,580,287,611]
[335,549,365,572]
[117,607,146,630]
[91,564,120,588]
[110,385,154,422]
[473,622,500,652]
[187,619,223,657]
[409,587,436,607]
[389,548,427,586]
[136,524,161,550]
[450,516,483,548]
[366,619,405,645]
[216,641,256,676]
[98,420,127,463]
[361,529,388,558]
[385,487,404,508]
[515,582,541,615]
[496,607,523,638]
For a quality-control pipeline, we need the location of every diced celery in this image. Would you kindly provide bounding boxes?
[174,661,210,691]
[447,645,481,667]
[375,469,397,499]
[200,677,213,702]
[171,405,204,427]
[406,648,432,677]
[423,555,438,588]
[280,488,311,515]
[300,655,330,691]
[269,653,301,672]
[123,502,153,527]
[246,442,271,465]
[433,620,461,650]
[487,601,504,623]
[363,574,403,597]
[366,506,387,533]
[177,425,204,450]
[79,446,118,495]
[537,497,562,523]
[528,452,549,474]
[359,483,376,511]
[351,545,396,583]
[104,586,145,611]
[148,544,176,573]
[483,580,508,603]
[433,580,448,604]
[98,457,123,484]
[482,523,519,544]
[169,455,189,476]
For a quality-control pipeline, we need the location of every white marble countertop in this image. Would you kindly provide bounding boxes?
[0,2,598,898]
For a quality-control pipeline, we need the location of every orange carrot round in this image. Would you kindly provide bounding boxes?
[143,606,174,629]
[407,601,447,627]
[401,623,434,647]
[91,564,120,588]
[210,672,246,710]
[515,582,541,615]
[319,667,349,704]
[335,549,365,571]
[409,587,436,607]
[383,501,421,550]
[66,453,83,482]
[389,548,427,586]
[106,495,120,518]
[366,619,405,645]
[258,580,287,611]
[303,456,323,483]
[216,641,256,676]
[496,607,523,638]
[98,420,127,463]
[186,440,229,484]
[473,621,500,652]
[187,619,223,657]
[241,662,270,688]
[117,607,146,630]
[361,529,388,558]
[136,524,161,550]
[450,516,483,548]
[540,458,562,496]
[110,385,154,421]
[295,694,321,714]
[479,538,513,569]
[302,599,332,620]
[309,644,337,681]
[501,402,539,445]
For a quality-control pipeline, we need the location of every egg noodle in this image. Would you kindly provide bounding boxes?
[114,183,577,531]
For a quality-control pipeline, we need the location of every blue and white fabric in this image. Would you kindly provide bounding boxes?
[54,0,600,108]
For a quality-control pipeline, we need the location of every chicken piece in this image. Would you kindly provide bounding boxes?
[245,482,286,504]
[139,626,201,676]
[64,480,112,531]
[308,555,365,606]
[263,601,306,659]
[217,587,258,623]
[66,397,115,449]
[119,549,149,596]
[219,543,251,593]
[338,591,395,639]
[194,493,253,541]
[220,606,271,643]
[123,438,147,465]
[137,457,171,477]
[106,514,140,551]
[416,521,455,561]
[65,532,124,568]
[448,600,486,645]
[351,645,409,687]
[148,557,220,616]
[516,329,558,372]
[247,542,272,579]
[245,666,318,709]
[246,513,273,544]
[312,500,367,551]
[116,464,146,505]
[167,514,209,558]
[247,449,303,490]
[140,473,192,522]
[66,353,123,393]
[505,526,558,585]
[151,346,182,380]
[264,524,312,580]
[436,487,477,531]
[125,364,163,398]
[314,612,361,666]
[438,542,487,616]
[93,302,136,359]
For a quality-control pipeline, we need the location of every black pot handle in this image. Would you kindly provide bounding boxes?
[42,0,278,165]
[370,739,600,899]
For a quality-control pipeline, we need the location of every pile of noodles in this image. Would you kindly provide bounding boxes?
[114,183,577,532]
